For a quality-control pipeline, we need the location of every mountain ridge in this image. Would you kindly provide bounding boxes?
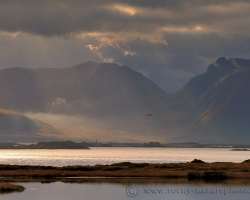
[0,58,250,143]
[159,57,250,143]
[0,62,168,117]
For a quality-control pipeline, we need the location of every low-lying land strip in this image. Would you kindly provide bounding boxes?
[0,183,25,193]
[1,159,250,180]
[2,141,250,149]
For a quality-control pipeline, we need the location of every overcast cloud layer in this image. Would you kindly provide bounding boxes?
[1,0,250,92]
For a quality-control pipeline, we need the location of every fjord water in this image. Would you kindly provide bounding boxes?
[1,148,250,200]
[0,147,250,166]
[2,181,250,200]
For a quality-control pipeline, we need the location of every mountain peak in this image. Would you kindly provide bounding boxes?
[215,57,227,66]
[205,57,250,82]
[208,57,238,76]
[0,62,167,116]
[174,57,250,104]
[214,57,250,69]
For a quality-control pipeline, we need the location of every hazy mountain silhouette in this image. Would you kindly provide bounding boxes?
[0,58,250,143]
[0,62,168,142]
[0,62,168,118]
[0,109,61,142]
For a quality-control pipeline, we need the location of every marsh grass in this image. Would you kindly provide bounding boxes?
[1,160,250,180]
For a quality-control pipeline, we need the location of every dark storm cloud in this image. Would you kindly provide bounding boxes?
[1,0,250,92]
[1,0,250,37]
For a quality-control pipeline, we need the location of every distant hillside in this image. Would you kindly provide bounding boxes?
[0,109,62,142]
[0,141,89,149]
[0,62,168,118]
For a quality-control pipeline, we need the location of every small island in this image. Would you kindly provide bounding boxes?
[0,141,89,149]
[0,183,25,194]
[231,148,250,151]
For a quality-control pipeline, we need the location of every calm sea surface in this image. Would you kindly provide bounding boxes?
[2,182,250,200]
[0,147,249,166]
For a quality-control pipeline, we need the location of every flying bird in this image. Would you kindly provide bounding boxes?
[146,114,152,116]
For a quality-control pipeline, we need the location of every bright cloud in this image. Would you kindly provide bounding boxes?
[111,4,137,16]
[1,31,20,38]
[85,44,114,63]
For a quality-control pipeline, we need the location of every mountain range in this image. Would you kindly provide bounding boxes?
[0,57,249,143]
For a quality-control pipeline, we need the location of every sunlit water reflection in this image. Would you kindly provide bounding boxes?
[0,148,250,166]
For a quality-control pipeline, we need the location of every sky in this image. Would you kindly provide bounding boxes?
[0,0,250,93]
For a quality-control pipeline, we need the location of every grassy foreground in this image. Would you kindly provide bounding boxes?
[1,160,250,180]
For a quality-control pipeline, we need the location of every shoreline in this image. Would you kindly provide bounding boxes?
[2,160,250,193]
[1,160,250,180]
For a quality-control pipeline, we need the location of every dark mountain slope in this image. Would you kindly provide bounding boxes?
[0,62,168,118]
[161,57,250,143]
[167,57,249,111]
